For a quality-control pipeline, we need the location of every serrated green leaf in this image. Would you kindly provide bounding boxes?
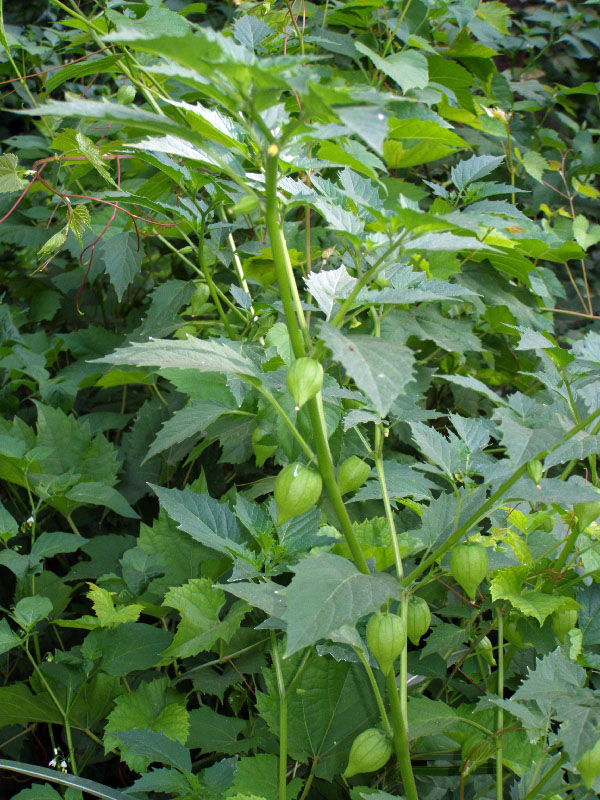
[319,323,414,416]
[104,677,189,773]
[159,578,248,661]
[0,153,27,193]
[355,42,429,94]
[68,205,91,246]
[282,553,400,655]
[490,567,577,625]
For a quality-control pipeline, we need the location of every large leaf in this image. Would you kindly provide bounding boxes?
[151,486,252,559]
[256,653,381,779]
[95,338,261,377]
[319,323,414,416]
[282,553,400,655]
[355,43,429,94]
[160,579,248,661]
[105,678,189,773]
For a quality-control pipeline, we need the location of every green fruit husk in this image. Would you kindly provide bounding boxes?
[343,728,393,778]
[406,597,431,646]
[274,462,322,525]
[286,357,323,409]
[366,612,406,674]
[336,456,370,496]
[449,542,488,601]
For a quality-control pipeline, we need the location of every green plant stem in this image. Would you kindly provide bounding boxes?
[264,148,369,574]
[331,236,407,328]
[23,647,77,775]
[265,150,311,354]
[520,753,568,800]
[374,425,403,581]
[406,405,600,586]
[297,765,316,800]
[217,206,256,318]
[243,377,316,462]
[271,632,288,800]
[354,648,393,737]
[385,671,419,800]
[496,611,504,800]
[553,513,579,573]
[405,464,527,585]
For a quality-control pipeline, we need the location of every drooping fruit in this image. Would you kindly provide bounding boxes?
[406,597,431,646]
[343,728,393,778]
[551,608,578,643]
[475,635,496,666]
[366,612,406,675]
[273,462,322,525]
[337,456,370,496]
[449,542,488,601]
[574,501,600,532]
[577,739,600,790]
[116,84,136,105]
[526,458,543,485]
[286,357,323,409]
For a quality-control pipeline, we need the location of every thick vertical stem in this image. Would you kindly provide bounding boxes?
[385,671,419,800]
[496,611,504,800]
[264,149,369,574]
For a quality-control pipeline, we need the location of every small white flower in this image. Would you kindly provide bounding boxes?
[26,516,34,525]
[49,759,57,768]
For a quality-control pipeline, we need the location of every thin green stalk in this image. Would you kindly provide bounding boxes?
[243,378,316,462]
[23,647,77,775]
[331,236,408,328]
[271,632,288,800]
[553,513,579,573]
[297,766,315,800]
[404,464,528,586]
[217,206,256,319]
[354,648,392,738]
[306,395,369,572]
[406,405,600,586]
[385,671,419,800]
[264,148,369,574]
[496,611,504,800]
[374,425,403,581]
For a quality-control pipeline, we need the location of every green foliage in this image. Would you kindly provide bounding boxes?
[1,0,600,799]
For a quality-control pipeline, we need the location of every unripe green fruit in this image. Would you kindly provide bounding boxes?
[366,612,406,675]
[274,462,322,525]
[539,517,554,533]
[343,728,393,778]
[574,501,600,532]
[577,739,600,790]
[475,635,496,666]
[286,357,323,410]
[190,282,210,315]
[337,456,370,496]
[406,597,431,646]
[449,542,488,601]
[526,458,543,485]
[551,608,578,643]
[117,84,136,105]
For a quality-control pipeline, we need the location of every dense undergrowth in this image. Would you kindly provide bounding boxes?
[1,0,600,798]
